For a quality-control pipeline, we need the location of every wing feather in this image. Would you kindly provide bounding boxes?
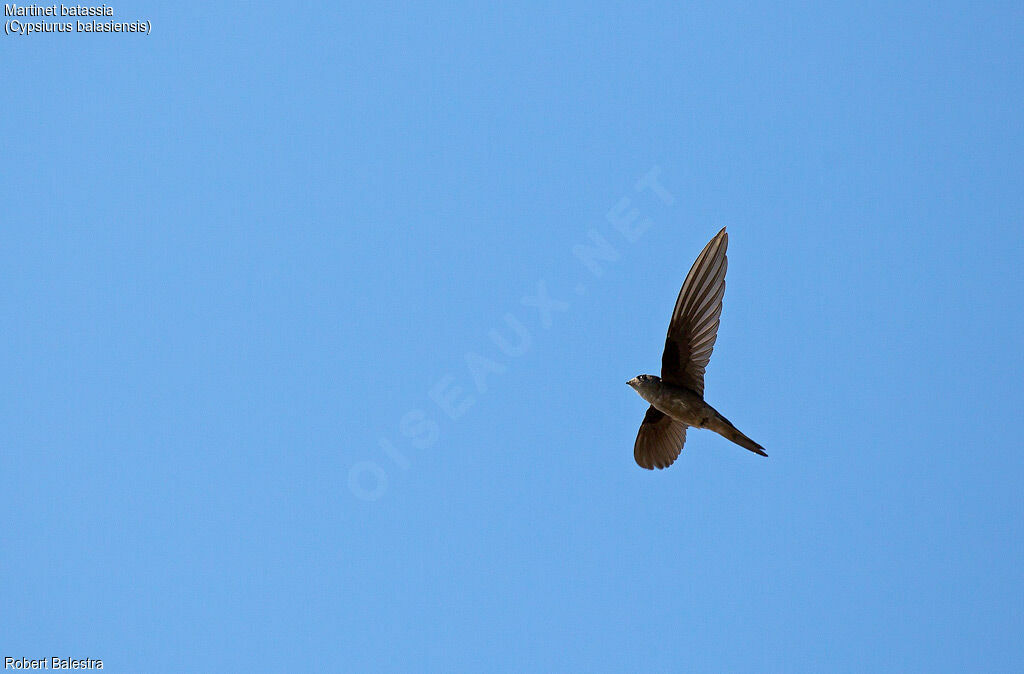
[661,228,729,395]
[634,406,688,470]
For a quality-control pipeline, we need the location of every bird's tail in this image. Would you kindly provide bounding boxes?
[709,413,767,457]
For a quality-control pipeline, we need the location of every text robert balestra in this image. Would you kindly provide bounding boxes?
[4,657,103,670]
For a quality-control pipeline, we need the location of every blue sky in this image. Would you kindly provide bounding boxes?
[3,2,1022,671]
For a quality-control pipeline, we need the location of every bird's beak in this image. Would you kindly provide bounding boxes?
[626,378,637,387]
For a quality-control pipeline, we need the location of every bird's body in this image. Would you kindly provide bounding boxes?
[628,227,766,469]
[628,374,766,459]
[630,374,715,427]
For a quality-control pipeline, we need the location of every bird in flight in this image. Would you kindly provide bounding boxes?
[627,227,766,469]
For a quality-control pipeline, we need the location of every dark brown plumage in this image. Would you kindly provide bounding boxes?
[628,228,766,470]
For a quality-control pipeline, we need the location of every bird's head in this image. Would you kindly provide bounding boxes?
[627,373,659,393]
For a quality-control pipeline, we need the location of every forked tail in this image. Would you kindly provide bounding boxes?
[709,413,767,457]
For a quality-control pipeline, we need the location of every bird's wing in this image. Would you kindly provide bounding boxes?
[660,227,728,396]
[634,406,688,470]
